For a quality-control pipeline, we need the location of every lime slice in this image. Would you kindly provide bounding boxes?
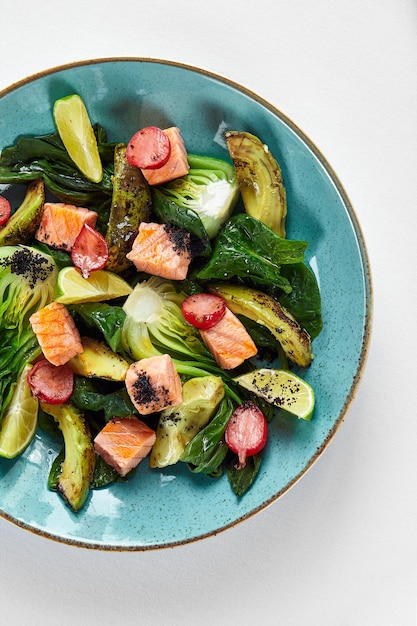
[234,368,315,421]
[53,94,103,183]
[55,266,133,304]
[0,364,39,458]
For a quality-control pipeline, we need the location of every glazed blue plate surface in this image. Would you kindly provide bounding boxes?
[0,59,372,549]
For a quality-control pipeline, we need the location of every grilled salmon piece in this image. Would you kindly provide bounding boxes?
[200,307,258,369]
[35,202,98,252]
[125,354,182,415]
[126,221,192,281]
[29,301,83,366]
[141,126,189,186]
[94,416,156,477]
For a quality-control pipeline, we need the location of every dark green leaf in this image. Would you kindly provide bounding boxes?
[48,447,64,490]
[38,405,63,438]
[0,125,115,205]
[71,376,136,421]
[181,397,234,475]
[33,243,72,270]
[71,303,126,352]
[91,454,125,489]
[278,262,323,339]
[227,452,262,496]
[195,214,308,293]
[152,188,212,257]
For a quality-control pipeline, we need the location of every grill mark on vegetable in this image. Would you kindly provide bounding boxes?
[0,248,55,288]
[131,372,171,412]
[252,291,310,351]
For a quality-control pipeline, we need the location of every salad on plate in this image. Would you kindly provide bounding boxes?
[0,94,322,513]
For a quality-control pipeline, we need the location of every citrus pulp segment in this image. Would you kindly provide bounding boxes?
[55,266,133,304]
[0,364,39,458]
[53,94,103,183]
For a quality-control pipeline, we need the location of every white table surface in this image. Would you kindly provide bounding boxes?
[1,1,416,625]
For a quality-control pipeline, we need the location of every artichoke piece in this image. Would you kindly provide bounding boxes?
[41,402,95,512]
[0,179,45,246]
[149,375,225,468]
[209,283,313,368]
[225,131,287,238]
[105,143,152,273]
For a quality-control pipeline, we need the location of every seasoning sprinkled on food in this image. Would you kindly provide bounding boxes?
[125,355,182,415]
[163,223,192,256]
[0,246,55,288]
[126,221,192,280]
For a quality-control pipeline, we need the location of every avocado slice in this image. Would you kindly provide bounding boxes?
[69,336,129,381]
[105,143,152,273]
[150,375,225,468]
[208,283,313,368]
[225,131,287,238]
[0,179,45,246]
[41,402,95,512]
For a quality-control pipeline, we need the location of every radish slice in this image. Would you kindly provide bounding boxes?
[126,126,171,170]
[0,196,11,227]
[181,293,226,329]
[71,223,109,279]
[225,401,268,469]
[27,359,74,404]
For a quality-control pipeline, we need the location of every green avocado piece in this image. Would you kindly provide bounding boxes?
[41,402,95,512]
[149,375,225,468]
[105,143,152,273]
[225,131,287,238]
[0,179,45,246]
[209,283,313,368]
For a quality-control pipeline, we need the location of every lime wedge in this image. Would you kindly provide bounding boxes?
[0,364,39,458]
[53,94,103,183]
[55,266,132,304]
[234,368,315,420]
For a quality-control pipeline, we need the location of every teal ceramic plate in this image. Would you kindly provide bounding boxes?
[0,58,372,550]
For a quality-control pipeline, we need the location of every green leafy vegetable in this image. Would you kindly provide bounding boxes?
[195,213,308,293]
[71,376,136,422]
[71,302,127,352]
[0,246,58,424]
[120,276,242,403]
[227,451,263,496]
[0,125,115,207]
[91,454,126,489]
[152,188,212,258]
[180,396,234,477]
[278,262,323,339]
[152,154,239,239]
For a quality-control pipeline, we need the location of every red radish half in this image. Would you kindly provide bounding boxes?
[0,196,11,227]
[71,223,109,279]
[225,401,268,469]
[27,359,74,404]
[126,126,171,170]
[181,293,226,329]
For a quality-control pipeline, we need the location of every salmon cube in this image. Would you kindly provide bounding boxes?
[35,202,98,251]
[200,307,258,369]
[126,221,192,281]
[141,127,189,186]
[94,416,156,477]
[125,354,182,415]
[29,301,83,366]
